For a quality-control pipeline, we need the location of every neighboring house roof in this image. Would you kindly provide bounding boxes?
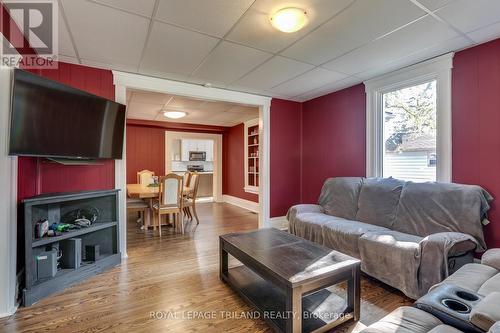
[398,134,436,152]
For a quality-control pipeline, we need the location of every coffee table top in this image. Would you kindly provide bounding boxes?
[220,228,359,287]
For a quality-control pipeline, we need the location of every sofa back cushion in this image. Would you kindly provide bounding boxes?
[393,182,492,251]
[318,177,363,220]
[355,177,405,228]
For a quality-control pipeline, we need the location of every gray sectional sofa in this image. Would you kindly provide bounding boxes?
[287,177,493,299]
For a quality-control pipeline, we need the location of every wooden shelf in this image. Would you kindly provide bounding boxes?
[32,221,118,248]
[248,143,259,147]
[245,121,260,191]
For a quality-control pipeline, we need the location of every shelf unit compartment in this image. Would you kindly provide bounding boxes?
[22,189,121,306]
[244,118,259,194]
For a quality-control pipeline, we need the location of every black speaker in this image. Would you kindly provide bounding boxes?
[85,245,100,262]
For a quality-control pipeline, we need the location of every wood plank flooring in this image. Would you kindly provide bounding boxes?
[0,203,412,332]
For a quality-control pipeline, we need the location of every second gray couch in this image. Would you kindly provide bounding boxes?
[287,177,493,299]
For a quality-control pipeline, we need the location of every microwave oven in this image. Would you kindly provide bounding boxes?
[189,151,206,161]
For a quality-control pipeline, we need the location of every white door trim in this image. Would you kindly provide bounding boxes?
[112,71,272,255]
[0,66,19,317]
[165,131,223,202]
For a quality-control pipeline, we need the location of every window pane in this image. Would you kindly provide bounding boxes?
[382,80,437,182]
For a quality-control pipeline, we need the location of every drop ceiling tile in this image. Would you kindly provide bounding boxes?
[413,0,456,11]
[58,14,76,58]
[297,76,362,101]
[226,0,354,53]
[435,0,500,33]
[235,56,314,90]
[130,91,172,105]
[60,0,149,68]
[199,100,235,112]
[354,35,471,82]
[467,20,500,43]
[282,0,426,65]
[91,0,157,17]
[191,41,272,85]
[270,67,347,97]
[323,15,458,75]
[155,0,254,37]
[140,21,219,77]
[127,101,162,117]
[167,96,208,110]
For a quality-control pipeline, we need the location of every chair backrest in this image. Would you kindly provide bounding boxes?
[187,172,200,199]
[158,174,183,207]
[183,172,191,188]
[137,170,155,185]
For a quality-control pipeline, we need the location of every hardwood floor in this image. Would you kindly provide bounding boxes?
[0,203,412,333]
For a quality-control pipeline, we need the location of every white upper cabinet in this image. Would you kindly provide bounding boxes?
[181,139,214,161]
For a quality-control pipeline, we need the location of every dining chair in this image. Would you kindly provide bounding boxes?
[153,174,184,235]
[137,169,155,185]
[127,200,149,230]
[183,171,191,188]
[183,172,200,225]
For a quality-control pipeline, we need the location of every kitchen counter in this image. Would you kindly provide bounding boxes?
[172,170,213,174]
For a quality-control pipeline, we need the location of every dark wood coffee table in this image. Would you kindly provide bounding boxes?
[220,228,361,333]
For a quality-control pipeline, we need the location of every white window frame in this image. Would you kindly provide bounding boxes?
[364,53,453,182]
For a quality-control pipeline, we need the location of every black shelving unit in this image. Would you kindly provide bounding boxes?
[22,189,121,306]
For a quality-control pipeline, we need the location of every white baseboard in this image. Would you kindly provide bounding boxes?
[0,304,18,318]
[265,216,289,230]
[222,195,259,213]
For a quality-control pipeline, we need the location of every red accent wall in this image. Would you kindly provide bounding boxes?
[17,62,116,201]
[452,38,500,249]
[126,121,227,184]
[300,84,366,203]
[223,123,258,202]
[126,125,166,184]
[270,99,302,217]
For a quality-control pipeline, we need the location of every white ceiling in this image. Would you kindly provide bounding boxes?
[126,89,259,127]
[51,0,500,101]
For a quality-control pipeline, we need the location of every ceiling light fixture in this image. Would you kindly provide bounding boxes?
[270,7,308,33]
[163,111,187,119]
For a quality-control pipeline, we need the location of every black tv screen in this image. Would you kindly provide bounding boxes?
[9,69,126,159]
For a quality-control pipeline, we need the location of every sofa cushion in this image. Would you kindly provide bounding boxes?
[318,177,363,220]
[428,326,464,333]
[359,230,422,298]
[482,249,500,271]
[289,213,345,244]
[430,263,499,294]
[321,219,390,259]
[355,177,405,228]
[361,306,444,333]
[478,272,500,296]
[393,182,491,251]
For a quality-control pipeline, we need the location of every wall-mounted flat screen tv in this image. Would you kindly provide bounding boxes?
[8,69,126,159]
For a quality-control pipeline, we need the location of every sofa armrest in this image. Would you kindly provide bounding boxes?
[489,322,500,333]
[418,233,477,295]
[420,232,477,257]
[286,204,324,222]
[482,249,500,271]
[470,292,500,332]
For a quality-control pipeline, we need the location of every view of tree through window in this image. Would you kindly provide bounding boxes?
[382,80,437,182]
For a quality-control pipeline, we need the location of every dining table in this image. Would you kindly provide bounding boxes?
[127,183,191,229]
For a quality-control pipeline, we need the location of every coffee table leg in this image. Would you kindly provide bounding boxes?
[285,287,302,333]
[219,239,228,282]
[347,265,361,321]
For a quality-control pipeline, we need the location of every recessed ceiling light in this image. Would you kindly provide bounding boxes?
[270,7,308,33]
[163,111,187,119]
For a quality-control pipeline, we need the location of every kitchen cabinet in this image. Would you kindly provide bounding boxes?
[181,139,214,161]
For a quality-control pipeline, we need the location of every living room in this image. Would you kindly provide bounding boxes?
[1,1,500,333]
